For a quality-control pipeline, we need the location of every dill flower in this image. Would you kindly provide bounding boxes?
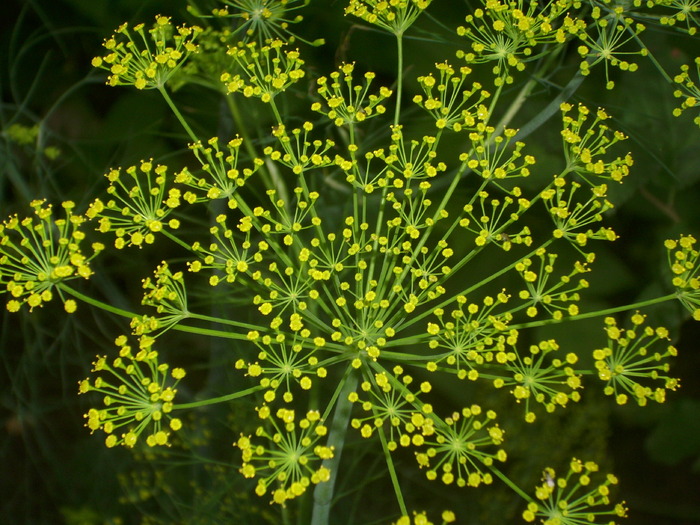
[522,459,627,524]
[79,335,187,448]
[577,8,646,90]
[594,313,680,405]
[672,57,700,127]
[456,1,584,85]
[221,39,305,102]
[236,407,333,504]
[86,160,182,249]
[91,16,202,90]
[200,0,323,45]
[559,103,633,184]
[176,136,264,206]
[0,200,104,312]
[666,235,700,318]
[312,62,393,127]
[131,262,190,337]
[412,62,490,131]
[414,405,506,487]
[345,0,433,35]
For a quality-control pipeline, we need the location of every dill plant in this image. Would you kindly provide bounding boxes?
[2,0,700,523]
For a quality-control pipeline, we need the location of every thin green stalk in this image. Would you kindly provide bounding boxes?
[394,32,403,127]
[58,283,252,341]
[377,424,408,517]
[489,466,533,503]
[311,367,359,525]
[174,384,264,409]
[158,85,199,143]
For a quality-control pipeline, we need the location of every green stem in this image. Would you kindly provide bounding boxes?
[158,85,199,143]
[377,423,408,517]
[508,293,679,330]
[311,367,359,525]
[489,466,533,503]
[58,283,252,341]
[394,32,403,127]
[174,384,264,409]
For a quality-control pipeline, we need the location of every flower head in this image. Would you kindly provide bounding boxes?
[86,160,181,249]
[221,39,305,102]
[345,0,433,35]
[672,57,700,127]
[79,335,187,448]
[594,314,680,405]
[236,407,332,504]
[0,200,104,312]
[92,16,202,90]
[522,459,627,524]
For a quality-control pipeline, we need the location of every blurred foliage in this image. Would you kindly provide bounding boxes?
[2,0,700,524]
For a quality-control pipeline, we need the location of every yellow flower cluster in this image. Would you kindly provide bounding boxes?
[92,16,202,90]
[312,62,392,126]
[79,335,186,448]
[594,313,680,405]
[345,0,432,35]
[523,459,627,524]
[176,136,264,206]
[559,103,633,183]
[672,57,700,127]
[457,0,584,85]
[666,235,700,318]
[87,160,182,249]
[413,62,490,131]
[222,39,305,102]
[0,200,103,312]
[236,407,333,504]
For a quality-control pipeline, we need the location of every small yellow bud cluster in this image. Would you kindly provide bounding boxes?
[209,0,319,45]
[312,62,392,127]
[236,407,332,505]
[79,335,186,448]
[235,332,328,403]
[413,61,490,131]
[522,459,627,524]
[345,0,433,35]
[458,188,532,250]
[461,124,535,183]
[349,365,434,450]
[91,16,202,90]
[188,213,265,283]
[658,2,700,35]
[577,10,646,89]
[87,160,181,249]
[131,262,189,336]
[456,3,584,85]
[559,103,633,183]
[665,235,700,318]
[264,123,336,173]
[672,58,700,127]
[177,136,263,206]
[426,293,515,379]
[494,339,582,422]
[542,178,617,253]
[222,39,305,103]
[393,510,456,525]
[414,405,506,487]
[1,200,103,312]
[515,248,589,320]
[594,314,680,405]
